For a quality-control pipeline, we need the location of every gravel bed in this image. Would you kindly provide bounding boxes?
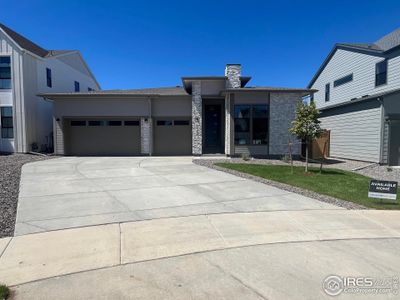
[0,153,53,238]
[193,159,367,210]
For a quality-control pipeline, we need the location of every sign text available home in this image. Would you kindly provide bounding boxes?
[368,180,398,202]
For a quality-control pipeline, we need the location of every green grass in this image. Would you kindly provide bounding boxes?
[0,284,10,300]
[216,163,400,210]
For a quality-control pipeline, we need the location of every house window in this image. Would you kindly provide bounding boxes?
[375,60,387,86]
[0,57,11,89]
[88,87,94,91]
[234,104,268,145]
[157,120,173,126]
[106,120,122,126]
[174,120,190,126]
[325,83,330,102]
[1,107,14,138]
[74,81,80,92]
[334,74,353,87]
[46,68,52,88]
[88,120,104,126]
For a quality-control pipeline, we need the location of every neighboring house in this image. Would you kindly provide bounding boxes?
[0,23,100,153]
[309,28,400,166]
[41,64,313,157]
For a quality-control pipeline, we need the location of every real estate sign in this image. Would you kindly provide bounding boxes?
[368,180,398,202]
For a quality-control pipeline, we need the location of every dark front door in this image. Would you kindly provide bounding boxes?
[204,104,223,153]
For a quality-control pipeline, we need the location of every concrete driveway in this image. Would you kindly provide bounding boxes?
[15,156,338,235]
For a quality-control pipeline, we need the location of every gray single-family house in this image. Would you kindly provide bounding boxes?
[309,28,400,166]
[41,64,313,157]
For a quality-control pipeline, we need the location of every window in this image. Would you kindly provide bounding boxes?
[325,83,330,102]
[375,60,387,86]
[174,120,190,126]
[234,104,268,145]
[0,57,11,89]
[334,74,353,87]
[46,68,52,88]
[88,120,104,126]
[70,120,86,126]
[124,120,139,126]
[1,107,13,138]
[74,81,80,92]
[157,120,173,126]
[88,87,94,91]
[106,120,122,126]
[252,105,268,145]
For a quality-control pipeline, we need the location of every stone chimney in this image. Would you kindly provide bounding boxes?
[225,64,241,89]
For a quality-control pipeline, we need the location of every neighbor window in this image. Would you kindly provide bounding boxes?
[46,68,52,88]
[334,74,353,87]
[74,81,80,92]
[375,60,387,86]
[234,104,268,145]
[1,107,13,138]
[0,57,11,89]
[325,83,330,102]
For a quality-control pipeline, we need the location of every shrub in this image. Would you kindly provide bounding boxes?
[0,285,10,300]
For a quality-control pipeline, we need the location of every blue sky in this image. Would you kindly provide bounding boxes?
[1,0,400,90]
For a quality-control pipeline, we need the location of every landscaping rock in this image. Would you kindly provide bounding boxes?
[0,154,53,238]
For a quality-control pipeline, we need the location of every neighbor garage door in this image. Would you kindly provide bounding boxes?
[154,118,192,155]
[65,118,141,156]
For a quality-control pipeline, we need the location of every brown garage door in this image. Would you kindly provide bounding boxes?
[65,118,141,156]
[154,118,192,155]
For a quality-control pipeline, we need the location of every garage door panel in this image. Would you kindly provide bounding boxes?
[66,119,141,156]
[154,118,191,155]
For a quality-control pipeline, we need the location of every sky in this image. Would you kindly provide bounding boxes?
[1,0,400,90]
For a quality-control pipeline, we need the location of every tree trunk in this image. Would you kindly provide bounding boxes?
[305,141,309,173]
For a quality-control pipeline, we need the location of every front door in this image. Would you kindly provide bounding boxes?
[204,104,223,153]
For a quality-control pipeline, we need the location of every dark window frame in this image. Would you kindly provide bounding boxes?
[325,83,330,102]
[46,68,52,88]
[74,81,80,92]
[0,56,11,90]
[375,60,388,87]
[234,104,269,146]
[333,74,353,87]
[1,106,13,138]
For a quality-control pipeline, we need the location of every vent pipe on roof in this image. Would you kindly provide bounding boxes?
[225,64,241,89]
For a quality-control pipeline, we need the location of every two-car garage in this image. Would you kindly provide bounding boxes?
[63,117,192,156]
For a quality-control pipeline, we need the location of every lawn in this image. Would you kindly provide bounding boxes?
[216,163,400,210]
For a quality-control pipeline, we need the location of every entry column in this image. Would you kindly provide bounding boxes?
[192,81,202,155]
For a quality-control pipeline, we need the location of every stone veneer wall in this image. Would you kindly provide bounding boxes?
[225,65,241,89]
[224,93,234,155]
[140,117,152,155]
[269,93,302,156]
[54,117,65,155]
[192,81,202,155]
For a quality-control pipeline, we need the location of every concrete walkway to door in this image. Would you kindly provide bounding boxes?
[15,156,339,235]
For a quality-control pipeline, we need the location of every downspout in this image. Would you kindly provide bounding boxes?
[378,96,385,164]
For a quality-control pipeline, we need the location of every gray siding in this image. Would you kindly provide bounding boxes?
[320,102,383,162]
[312,49,400,110]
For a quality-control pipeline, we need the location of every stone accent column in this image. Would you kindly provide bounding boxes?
[192,81,202,155]
[53,117,65,155]
[269,93,302,156]
[225,64,241,89]
[224,93,234,155]
[140,117,152,155]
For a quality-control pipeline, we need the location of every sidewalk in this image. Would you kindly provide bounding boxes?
[1,209,400,287]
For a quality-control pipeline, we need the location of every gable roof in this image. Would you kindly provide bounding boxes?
[308,28,400,88]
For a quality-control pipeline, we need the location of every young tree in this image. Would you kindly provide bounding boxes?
[289,101,323,172]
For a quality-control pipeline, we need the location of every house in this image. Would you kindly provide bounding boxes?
[41,64,313,157]
[0,23,100,153]
[308,28,400,166]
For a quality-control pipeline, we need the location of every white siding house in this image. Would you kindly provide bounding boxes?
[309,28,400,165]
[0,23,100,153]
